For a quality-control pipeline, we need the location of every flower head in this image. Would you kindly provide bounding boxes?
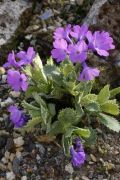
[8,105,28,128]
[53,24,72,43]
[3,51,24,69]
[51,39,68,62]
[7,70,28,92]
[86,31,115,56]
[68,40,88,63]
[78,62,100,81]
[70,24,88,41]
[17,47,35,65]
[70,138,86,167]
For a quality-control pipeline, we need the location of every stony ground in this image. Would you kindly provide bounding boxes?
[0,0,120,179]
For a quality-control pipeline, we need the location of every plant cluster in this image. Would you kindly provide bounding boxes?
[3,24,120,167]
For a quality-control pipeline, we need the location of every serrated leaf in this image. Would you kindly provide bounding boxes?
[73,128,90,138]
[85,102,100,112]
[48,103,56,117]
[62,135,72,156]
[23,117,41,131]
[82,94,97,105]
[33,93,49,124]
[51,108,80,134]
[101,101,119,115]
[98,113,120,132]
[46,56,54,65]
[110,87,120,98]
[33,54,47,81]
[97,85,110,105]
[25,86,39,98]
[85,128,97,145]
[22,101,41,117]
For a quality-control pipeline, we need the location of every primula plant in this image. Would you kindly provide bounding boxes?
[4,25,120,167]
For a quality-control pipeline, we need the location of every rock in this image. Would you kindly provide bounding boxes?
[16,151,22,159]
[82,176,90,180]
[6,138,14,152]
[84,0,107,25]
[1,157,8,164]
[14,137,24,148]
[0,67,5,75]
[65,163,74,174]
[12,158,20,174]
[2,75,7,83]
[9,91,20,98]
[90,154,97,162]
[21,176,27,180]
[76,0,85,6]
[36,143,45,155]
[1,97,14,107]
[0,0,32,47]
[4,151,10,160]
[6,171,15,180]
[9,153,15,162]
[0,162,6,171]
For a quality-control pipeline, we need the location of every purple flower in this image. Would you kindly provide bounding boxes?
[7,70,28,92]
[53,24,72,43]
[68,40,88,63]
[16,47,35,65]
[8,105,28,128]
[3,51,24,69]
[70,138,86,167]
[78,62,100,81]
[86,31,115,56]
[70,24,88,41]
[51,39,68,62]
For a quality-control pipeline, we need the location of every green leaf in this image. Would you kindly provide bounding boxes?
[23,117,42,131]
[33,93,49,124]
[101,100,119,115]
[73,128,91,138]
[22,101,41,118]
[62,135,72,156]
[110,87,120,98]
[82,94,97,105]
[33,54,47,82]
[98,113,120,132]
[85,128,97,145]
[97,85,110,105]
[46,56,54,65]
[85,102,100,112]
[25,86,39,98]
[48,103,56,117]
[51,108,80,134]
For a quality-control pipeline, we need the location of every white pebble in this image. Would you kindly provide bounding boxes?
[10,91,20,98]
[14,137,24,147]
[6,171,15,180]
[5,97,14,105]
[2,74,7,83]
[65,163,74,174]
[21,176,27,180]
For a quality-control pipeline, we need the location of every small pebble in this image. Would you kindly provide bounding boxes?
[21,176,27,180]
[90,154,97,162]
[6,171,15,180]
[82,176,90,180]
[1,157,8,164]
[2,75,7,83]
[4,151,10,160]
[0,67,5,75]
[65,163,74,174]
[9,91,20,98]
[14,137,24,147]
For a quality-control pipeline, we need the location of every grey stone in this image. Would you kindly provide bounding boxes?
[0,0,32,46]
[83,0,107,25]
